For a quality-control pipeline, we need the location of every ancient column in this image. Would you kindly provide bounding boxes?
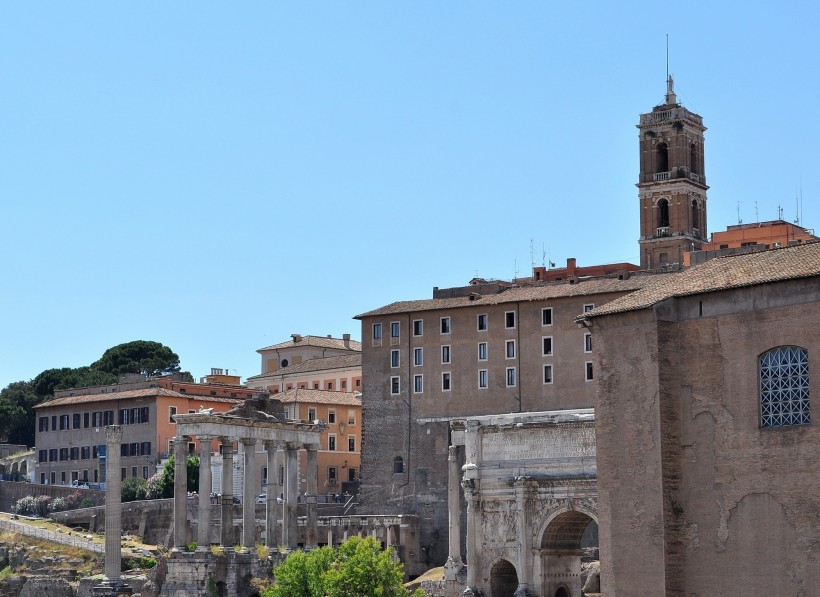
[242,438,257,551]
[444,444,464,580]
[265,441,280,549]
[220,438,234,548]
[305,445,318,548]
[327,529,334,548]
[462,479,480,595]
[173,436,188,550]
[197,437,213,551]
[94,425,132,596]
[284,444,298,549]
[514,478,532,596]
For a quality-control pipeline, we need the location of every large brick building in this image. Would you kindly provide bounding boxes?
[580,241,820,595]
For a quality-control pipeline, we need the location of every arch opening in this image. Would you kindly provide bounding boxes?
[656,143,669,173]
[489,559,519,597]
[541,511,599,597]
[657,199,670,229]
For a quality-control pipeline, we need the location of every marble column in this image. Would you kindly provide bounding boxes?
[514,478,532,596]
[197,438,213,551]
[284,444,298,549]
[327,529,334,547]
[444,445,464,580]
[265,442,281,549]
[305,445,318,548]
[173,437,188,550]
[462,479,480,594]
[220,439,234,548]
[93,425,132,596]
[242,439,257,551]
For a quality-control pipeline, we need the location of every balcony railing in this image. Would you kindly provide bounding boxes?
[656,227,670,237]
[651,169,704,184]
[654,171,671,181]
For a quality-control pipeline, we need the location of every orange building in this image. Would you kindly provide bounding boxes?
[686,220,818,266]
[275,388,362,494]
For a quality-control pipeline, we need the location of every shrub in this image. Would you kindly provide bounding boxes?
[145,471,163,499]
[49,497,67,513]
[121,477,148,503]
[14,496,36,516]
[64,491,84,510]
[80,497,95,509]
[34,495,52,517]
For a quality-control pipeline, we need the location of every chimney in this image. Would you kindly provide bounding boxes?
[567,258,577,277]
[292,334,303,343]
[343,333,351,348]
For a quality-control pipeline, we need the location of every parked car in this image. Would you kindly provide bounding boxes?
[69,480,90,489]
[256,494,266,504]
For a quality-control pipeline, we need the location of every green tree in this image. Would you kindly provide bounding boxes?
[0,381,40,446]
[156,454,200,498]
[32,367,117,397]
[262,537,423,597]
[122,476,149,502]
[92,340,183,377]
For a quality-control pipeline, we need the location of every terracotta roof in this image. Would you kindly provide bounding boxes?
[579,241,820,320]
[355,276,652,318]
[35,388,242,409]
[257,335,361,353]
[247,353,361,381]
[274,388,362,406]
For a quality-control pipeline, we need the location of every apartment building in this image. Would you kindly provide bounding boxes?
[33,377,250,486]
[354,273,650,564]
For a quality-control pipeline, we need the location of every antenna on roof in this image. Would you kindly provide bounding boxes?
[737,201,743,225]
[541,243,546,268]
[778,204,784,220]
[530,239,535,270]
[754,201,759,224]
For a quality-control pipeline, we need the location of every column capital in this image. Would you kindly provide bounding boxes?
[105,425,123,443]
[240,437,257,447]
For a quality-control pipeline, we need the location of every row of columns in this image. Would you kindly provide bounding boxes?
[172,436,320,553]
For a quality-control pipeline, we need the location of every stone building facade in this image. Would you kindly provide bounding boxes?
[579,241,820,595]
[355,276,645,565]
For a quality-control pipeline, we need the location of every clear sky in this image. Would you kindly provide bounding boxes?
[1,2,818,389]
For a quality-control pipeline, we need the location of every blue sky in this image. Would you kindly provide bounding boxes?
[1,2,818,389]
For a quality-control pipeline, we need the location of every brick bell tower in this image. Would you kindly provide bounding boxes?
[637,76,708,270]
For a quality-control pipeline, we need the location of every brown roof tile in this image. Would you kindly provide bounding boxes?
[257,335,361,353]
[579,241,820,320]
[35,388,242,409]
[247,353,361,381]
[355,276,652,318]
[274,388,361,406]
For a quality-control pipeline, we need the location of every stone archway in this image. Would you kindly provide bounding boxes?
[489,558,519,597]
[541,510,598,597]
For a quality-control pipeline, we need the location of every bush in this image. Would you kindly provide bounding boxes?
[49,497,67,513]
[145,471,163,499]
[80,497,95,509]
[35,495,52,517]
[262,536,424,597]
[122,477,148,503]
[64,491,84,510]
[14,496,36,516]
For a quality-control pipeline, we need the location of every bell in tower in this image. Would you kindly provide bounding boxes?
[637,76,709,270]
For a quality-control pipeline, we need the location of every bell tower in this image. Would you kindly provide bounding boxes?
[637,76,708,270]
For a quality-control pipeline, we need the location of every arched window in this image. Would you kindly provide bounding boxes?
[393,456,404,474]
[656,143,669,173]
[658,199,670,228]
[690,143,698,175]
[760,346,810,428]
[692,200,700,234]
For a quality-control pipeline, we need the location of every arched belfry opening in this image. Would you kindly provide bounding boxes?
[692,199,700,235]
[656,142,669,173]
[690,143,698,175]
[541,510,599,597]
[658,199,670,230]
[489,559,519,597]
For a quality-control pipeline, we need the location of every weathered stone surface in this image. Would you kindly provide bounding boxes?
[17,577,74,597]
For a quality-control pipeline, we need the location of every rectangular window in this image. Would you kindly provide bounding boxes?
[104,410,114,426]
[506,367,517,387]
[60,415,69,430]
[441,345,451,364]
[583,303,595,312]
[328,435,336,451]
[119,409,129,425]
[373,323,382,340]
[477,314,488,331]
[51,415,57,431]
[314,382,320,389]
[544,364,553,384]
[542,307,553,326]
[585,361,594,381]
[308,407,317,421]
[81,446,90,460]
[70,447,79,460]
[414,374,423,394]
[584,333,592,353]
[39,417,48,432]
[49,449,58,462]
[440,317,451,334]
[390,349,400,368]
[169,406,177,424]
[83,412,90,428]
[120,444,128,457]
[328,466,337,483]
[143,466,149,479]
[478,342,488,361]
[141,442,152,456]
[92,445,98,459]
[38,449,47,463]
[542,336,553,356]
[348,436,356,452]
[348,410,356,425]
[60,448,69,461]
[72,413,81,429]
[442,372,451,392]
[478,369,488,389]
[413,347,423,366]
[121,468,126,482]
[390,376,400,395]
[328,410,336,424]
[413,319,423,336]
[506,339,516,359]
[390,321,400,338]
[92,412,102,427]
[505,311,516,329]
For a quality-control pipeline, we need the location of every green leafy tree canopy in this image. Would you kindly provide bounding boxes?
[156,454,200,498]
[263,536,423,597]
[93,340,182,377]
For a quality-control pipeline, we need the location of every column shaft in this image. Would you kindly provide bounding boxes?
[284,446,298,549]
[220,440,234,548]
[242,439,257,551]
[104,426,124,582]
[306,446,318,548]
[447,445,462,563]
[197,439,213,550]
[173,437,188,550]
[265,442,280,548]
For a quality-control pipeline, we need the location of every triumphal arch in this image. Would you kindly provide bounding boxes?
[445,409,598,597]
